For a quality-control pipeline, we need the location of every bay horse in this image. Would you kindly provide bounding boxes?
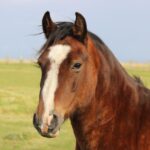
[33,11,150,150]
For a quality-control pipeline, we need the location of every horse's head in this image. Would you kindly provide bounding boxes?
[33,12,98,138]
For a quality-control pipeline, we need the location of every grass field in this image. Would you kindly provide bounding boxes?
[0,62,150,150]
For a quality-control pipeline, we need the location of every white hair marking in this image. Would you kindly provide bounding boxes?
[41,44,71,125]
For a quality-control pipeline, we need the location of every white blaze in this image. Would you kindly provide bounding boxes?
[41,44,71,125]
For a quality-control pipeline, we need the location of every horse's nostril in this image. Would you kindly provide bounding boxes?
[48,114,58,132]
[50,115,58,128]
[33,113,36,124]
[33,113,39,127]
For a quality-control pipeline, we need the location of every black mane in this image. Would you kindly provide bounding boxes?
[41,21,106,52]
[41,22,73,51]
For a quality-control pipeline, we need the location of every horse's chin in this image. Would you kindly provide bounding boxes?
[41,130,60,138]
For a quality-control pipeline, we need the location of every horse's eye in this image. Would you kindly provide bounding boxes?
[72,63,82,70]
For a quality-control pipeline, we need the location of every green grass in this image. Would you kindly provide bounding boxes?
[0,62,150,150]
[0,62,75,150]
[124,63,150,88]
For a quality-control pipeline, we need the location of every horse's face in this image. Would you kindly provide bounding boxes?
[33,12,97,138]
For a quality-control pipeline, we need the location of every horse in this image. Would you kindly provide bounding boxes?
[33,11,150,150]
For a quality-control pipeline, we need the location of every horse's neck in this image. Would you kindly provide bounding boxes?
[95,42,139,103]
[71,41,140,150]
[71,79,138,150]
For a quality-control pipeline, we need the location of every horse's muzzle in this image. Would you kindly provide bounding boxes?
[33,113,64,138]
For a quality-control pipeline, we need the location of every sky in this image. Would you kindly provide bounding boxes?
[0,0,150,62]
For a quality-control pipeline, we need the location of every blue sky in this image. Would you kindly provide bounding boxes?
[0,0,150,62]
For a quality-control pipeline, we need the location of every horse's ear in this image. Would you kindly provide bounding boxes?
[42,11,57,39]
[72,12,87,41]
